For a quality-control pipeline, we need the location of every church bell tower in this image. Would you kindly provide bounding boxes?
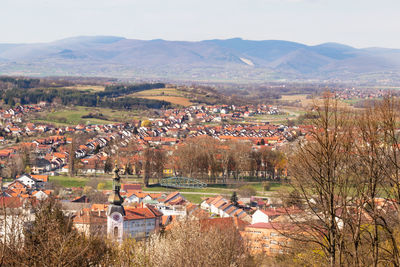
[107,162,125,242]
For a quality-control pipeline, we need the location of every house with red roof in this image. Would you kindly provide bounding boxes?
[200,195,251,222]
[163,191,186,205]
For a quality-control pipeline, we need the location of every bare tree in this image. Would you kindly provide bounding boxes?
[286,96,355,266]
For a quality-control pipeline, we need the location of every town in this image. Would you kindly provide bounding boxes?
[1,77,399,266]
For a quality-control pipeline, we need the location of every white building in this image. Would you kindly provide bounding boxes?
[106,205,162,241]
[16,174,44,189]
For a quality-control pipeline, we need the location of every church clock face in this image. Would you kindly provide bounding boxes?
[112,213,121,222]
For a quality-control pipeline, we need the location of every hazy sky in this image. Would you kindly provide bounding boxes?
[1,0,399,48]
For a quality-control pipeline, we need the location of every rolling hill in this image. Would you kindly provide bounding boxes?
[1,36,400,82]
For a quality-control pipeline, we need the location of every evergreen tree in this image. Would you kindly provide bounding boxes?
[231,191,238,206]
[104,157,113,173]
[94,144,100,154]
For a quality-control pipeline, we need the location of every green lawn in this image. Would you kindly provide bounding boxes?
[50,175,112,189]
[250,182,292,192]
[143,186,231,194]
[49,175,290,196]
[144,182,291,194]
[50,176,89,188]
[181,193,218,204]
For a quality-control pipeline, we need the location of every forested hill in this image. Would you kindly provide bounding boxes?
[1,36,400,82]
[0,77,170,109]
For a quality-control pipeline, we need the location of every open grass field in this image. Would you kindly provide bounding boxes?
[132,88,182,97]
[244,114,296,124]
[280,94,314,107]
[62,85,105,92]
[130,88,193,106]
[50,175,113,189]
[144,182,289,194]
[280,94,363,111]
[139,96,193,106]
[143,186,232,194]
[50,176,89,188]
[34,106,141,125]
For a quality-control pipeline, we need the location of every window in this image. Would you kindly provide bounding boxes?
[247,230,261,234]
[113,227,119,238]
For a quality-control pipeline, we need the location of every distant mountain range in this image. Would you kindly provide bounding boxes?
[1,36,400,82]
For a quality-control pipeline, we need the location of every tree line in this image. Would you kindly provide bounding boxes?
[0,82,170,110]
[127,136,287,185]
[279,95,400,266]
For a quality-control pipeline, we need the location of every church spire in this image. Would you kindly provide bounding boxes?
[107,161,125,216]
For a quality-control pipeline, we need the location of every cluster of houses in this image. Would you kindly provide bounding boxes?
[0,124,304,180]
[334,87,388,100]
[0,101,315,256]
[0,102,46,126]
[200,195,251,222]
[0,99,312,179]
[2,173,52,200]
[0,177,303,256]
[2,173,397,257]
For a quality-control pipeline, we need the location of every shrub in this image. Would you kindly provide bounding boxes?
[97,182,106,190]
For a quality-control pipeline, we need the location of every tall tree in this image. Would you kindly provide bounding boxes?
[286,96,355,266]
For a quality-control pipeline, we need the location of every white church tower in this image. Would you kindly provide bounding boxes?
[107,163,125,243]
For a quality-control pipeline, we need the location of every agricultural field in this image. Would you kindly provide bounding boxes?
[129,88,193,106]
[32,106,142,125]
[243,114,296,124]
[279,94,362,111]
[139,96,192,106]
[280,94,314,107]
